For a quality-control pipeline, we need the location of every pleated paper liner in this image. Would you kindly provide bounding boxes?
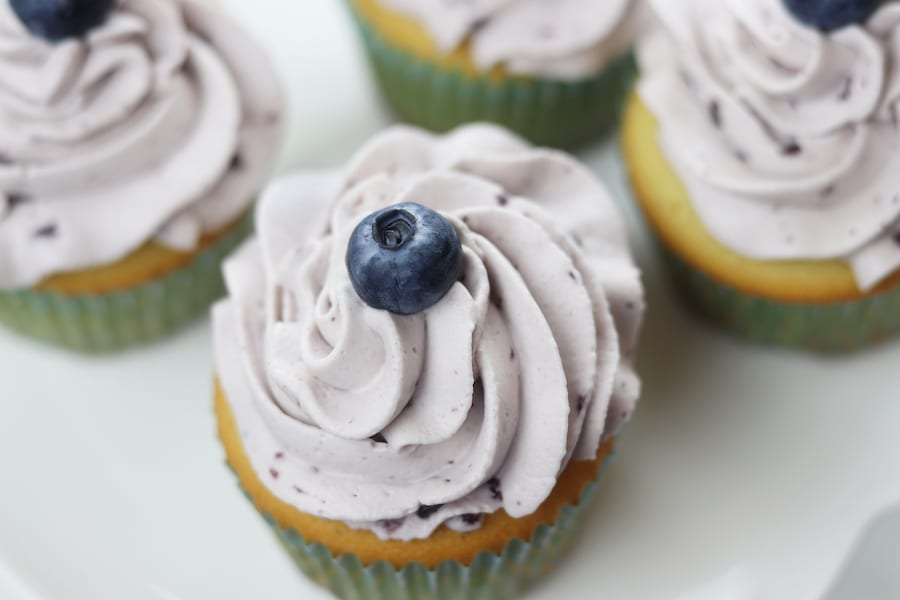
[663,247,900,353]
[348,3,636,149]
[256,467,606,600]
[0,213,253,353]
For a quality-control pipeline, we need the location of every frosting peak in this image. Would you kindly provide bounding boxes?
[0,0,285,289]
[639,0,900,291]
[214,125,644,540]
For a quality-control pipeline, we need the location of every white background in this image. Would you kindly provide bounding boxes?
[1,1,899,599]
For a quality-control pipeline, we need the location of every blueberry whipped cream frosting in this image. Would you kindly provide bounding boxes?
[639,0,900,291]
[378,0,648,80]
[0,0,284,289]
[213,124,644,541]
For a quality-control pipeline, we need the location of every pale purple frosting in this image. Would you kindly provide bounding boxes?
[378,0,648,80]
[0,0,285,289]
[214,124,644,540]
[639,0,900,291]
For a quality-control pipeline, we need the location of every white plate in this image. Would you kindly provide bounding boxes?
[1,2,899,599]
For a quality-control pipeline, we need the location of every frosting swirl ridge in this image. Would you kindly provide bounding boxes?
[213,125,643,540]
[0,0,284,289]
[639,0,900,290]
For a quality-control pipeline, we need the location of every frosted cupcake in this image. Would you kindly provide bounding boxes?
[0,0,284,351]
[214,124,644,600]
[623,0,900,351]
[347,0,646,148]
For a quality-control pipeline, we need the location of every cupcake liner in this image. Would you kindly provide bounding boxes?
[0,214,253,353]
[662,246,900,353]
[248,456,610,600]
[349,6,636,149]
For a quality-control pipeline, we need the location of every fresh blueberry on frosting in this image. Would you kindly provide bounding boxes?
[782,0,882,31]
[346,203,464,315]
[10,0,115,42]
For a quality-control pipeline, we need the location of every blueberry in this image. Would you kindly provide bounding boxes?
[346,203,463,316]
[460,513,483,526]
[10,0,116,42]
[782,0,881,32]
[415,504,444,519]
[487,477,502,501]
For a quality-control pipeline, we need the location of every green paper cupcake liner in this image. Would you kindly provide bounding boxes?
[249,455,611,600]
[0,213,253,353]
[348,5,637,149]
[662,246,900,353]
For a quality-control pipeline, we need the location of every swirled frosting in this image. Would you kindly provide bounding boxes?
[638,0,900,291]
[213,124,644,540]
[378,0,648,80]
[0,0,284,289]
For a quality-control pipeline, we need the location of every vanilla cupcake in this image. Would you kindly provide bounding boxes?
[623,0,900,351]
[347,0,647,148]
[213,124,644,599]
[0,0,284,351]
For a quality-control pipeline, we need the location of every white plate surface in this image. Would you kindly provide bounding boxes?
[1,2,899,599]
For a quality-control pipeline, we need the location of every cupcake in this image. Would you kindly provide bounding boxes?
[0,0,284,352]
[213,124,644,599]
[623,0,900,352]
[347,0,646,149]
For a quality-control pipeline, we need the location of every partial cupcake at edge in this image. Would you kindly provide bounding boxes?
[347,0,648,149]
[213,124,644,600]
[0,0,284,352]
[623,0,900,352]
